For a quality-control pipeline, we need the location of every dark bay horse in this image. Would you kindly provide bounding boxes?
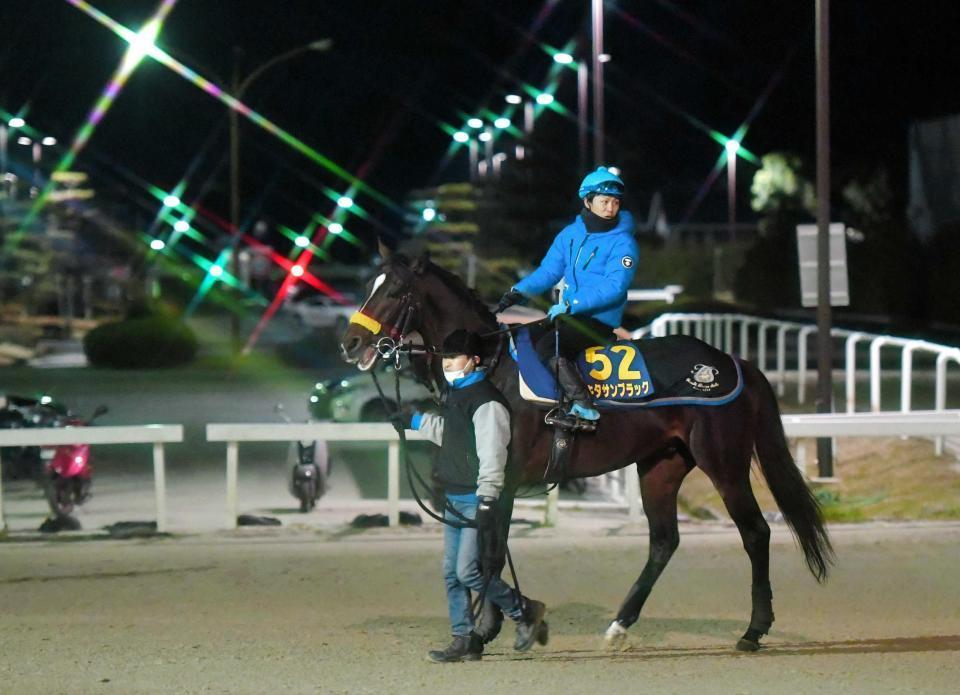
[339,252,832,651]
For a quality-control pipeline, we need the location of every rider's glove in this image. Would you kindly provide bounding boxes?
[496,289,525,315]
[547,301,570,321]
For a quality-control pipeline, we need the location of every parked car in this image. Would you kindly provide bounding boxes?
[285,292,359,332]
[309,366,437,422]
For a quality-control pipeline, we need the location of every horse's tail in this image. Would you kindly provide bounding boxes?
[748,361,834,582]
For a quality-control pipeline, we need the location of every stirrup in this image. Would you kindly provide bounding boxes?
[544,407,597,433]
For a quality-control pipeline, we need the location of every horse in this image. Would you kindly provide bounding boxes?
[339,251,832,652]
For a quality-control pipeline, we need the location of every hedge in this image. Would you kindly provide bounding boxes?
[83,316,198,368]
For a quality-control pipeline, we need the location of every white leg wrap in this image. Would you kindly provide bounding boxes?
[604,620,628,647]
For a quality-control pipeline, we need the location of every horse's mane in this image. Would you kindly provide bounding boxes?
[388,254,495,326]
[426,262,496,325]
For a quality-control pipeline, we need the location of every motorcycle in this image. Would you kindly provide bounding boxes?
[44,404,108,518]
[0,394,68,481]
[275,403,330,512]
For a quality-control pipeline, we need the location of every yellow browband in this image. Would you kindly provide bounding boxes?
[349,311,382,334]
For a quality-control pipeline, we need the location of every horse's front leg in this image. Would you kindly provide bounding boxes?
[605,456,688,648]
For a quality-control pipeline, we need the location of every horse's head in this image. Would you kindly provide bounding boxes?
[339,248,431,370]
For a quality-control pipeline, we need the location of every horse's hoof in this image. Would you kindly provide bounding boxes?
[736,627,764,651]
[604,620,628,650]
[536,620,550,646]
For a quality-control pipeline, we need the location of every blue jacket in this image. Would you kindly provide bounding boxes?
[514,211,638,327]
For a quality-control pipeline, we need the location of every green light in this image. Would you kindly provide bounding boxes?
[328,223,343,234]
[163,194,180,207]
[336,195,353,208]
[150,239,165,250]
[209,264,223,278]
[173,219,190,233]
[294,235,310,247]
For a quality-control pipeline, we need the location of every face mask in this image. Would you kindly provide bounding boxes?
[443,368,467,384]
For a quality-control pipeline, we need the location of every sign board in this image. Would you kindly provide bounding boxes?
[796,223,849,307]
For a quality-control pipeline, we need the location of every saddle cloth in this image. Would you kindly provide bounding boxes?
[511,327,743,409]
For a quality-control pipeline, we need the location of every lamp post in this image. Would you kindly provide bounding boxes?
[725,139,740,241]
[591,0,605,166]
[228,38,332,352]
[1,117,26,200]
[554,53,590,177]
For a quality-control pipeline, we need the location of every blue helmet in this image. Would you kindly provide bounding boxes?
[578,166,624,199]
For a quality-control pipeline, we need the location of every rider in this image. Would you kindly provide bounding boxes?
[401,329,546,662]
[497,166,639,424]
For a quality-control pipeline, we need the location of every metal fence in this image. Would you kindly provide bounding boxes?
[632,312,960,456]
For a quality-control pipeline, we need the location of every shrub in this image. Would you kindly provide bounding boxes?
[83,316,198,368]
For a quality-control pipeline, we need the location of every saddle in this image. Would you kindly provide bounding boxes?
[510,327,743,409]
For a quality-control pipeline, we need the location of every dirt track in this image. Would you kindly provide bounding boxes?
[2,520,959,694]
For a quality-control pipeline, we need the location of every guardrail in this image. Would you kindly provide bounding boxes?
[0,425,183,532]
[635,313,960,453]
[206,422,428,529]
[206,413,960,528]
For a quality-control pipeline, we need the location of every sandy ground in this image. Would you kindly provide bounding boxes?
[2,520,959,694]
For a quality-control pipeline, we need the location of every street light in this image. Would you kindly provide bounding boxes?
[553,52,589,175]
[504,94,522,105]
[725,139,741,241]
[7,117,25,128]
[229,38,332,352]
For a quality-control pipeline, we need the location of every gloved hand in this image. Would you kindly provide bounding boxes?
[389,406,418,435]
[388,411,406,435]
[496,289,525,314]
[547,301,570,321]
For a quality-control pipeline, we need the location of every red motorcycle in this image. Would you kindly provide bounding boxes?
[44,405,108,518]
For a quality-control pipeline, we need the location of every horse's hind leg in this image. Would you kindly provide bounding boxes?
[605,454,689,648]
[716,479,774,651]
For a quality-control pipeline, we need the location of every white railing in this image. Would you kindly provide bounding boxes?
[206,413,960,529]
[636,313,960,453]
[0,425,183,532]
[206,422,428,529]
[627,285,684,304]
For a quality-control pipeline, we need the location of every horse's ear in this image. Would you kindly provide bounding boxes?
[410,252,430,275]
[377,237,393,260]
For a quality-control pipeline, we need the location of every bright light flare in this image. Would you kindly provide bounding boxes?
[163,194,180,207]
[336,196,353,208]
[294,235,310,247]
[209,264,223,278]
[725,139,741,155]
[173,219,190,232]
[7,117,25,128]
[422,207,436,222]
[505,94,522,105]
[328,223,343,234]
[494,117,510,128]
[150,239,166,250]
[553,52,574,64]
[535,93,554,105]
[478,132,492,142]
[453,131,469,143]
[290,265,304,277]
[41,136,57,146]
[467,118,483,129]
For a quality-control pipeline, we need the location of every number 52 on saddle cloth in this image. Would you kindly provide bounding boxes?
[510,327,743,409]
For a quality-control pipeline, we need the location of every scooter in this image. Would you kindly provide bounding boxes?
[275,403,330,512]
[44,405,108,518]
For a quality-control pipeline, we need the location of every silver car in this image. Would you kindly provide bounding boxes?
[286,292,359,332]
[309,368,438,422]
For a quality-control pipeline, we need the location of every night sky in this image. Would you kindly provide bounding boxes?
[2,1,959,257]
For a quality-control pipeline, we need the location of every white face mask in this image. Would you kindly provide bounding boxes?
[443,368,468,384]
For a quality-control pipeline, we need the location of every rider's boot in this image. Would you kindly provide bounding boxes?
[546,357,599,429]
[427,632,484,663]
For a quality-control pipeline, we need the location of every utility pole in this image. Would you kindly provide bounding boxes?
[815,0,834,477]
[591,0,605,166]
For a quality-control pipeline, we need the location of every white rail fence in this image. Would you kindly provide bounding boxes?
[206,414,960,528]
[634,312,960,456]
[0,425,183,532]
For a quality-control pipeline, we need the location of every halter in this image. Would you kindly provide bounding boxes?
[348,290,420,343]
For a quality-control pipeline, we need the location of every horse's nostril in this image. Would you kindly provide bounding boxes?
[345,335,361,354]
